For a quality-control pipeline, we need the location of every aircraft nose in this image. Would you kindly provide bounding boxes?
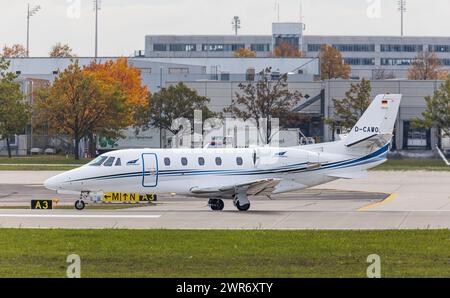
[44,175,62,190]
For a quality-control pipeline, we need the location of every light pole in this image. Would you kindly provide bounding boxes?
[398,0,406,37]
[93,0,101,58]
[26,3,41,57]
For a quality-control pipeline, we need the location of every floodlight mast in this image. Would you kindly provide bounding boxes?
[398,0,406,36]
[93,0,102,58]
[26,3,41,57]
[232,16,241,36]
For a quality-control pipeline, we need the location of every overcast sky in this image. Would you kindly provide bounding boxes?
[1,0,450,57]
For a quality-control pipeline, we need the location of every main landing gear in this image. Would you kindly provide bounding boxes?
[233,192,251,212]
[208,198,224,211]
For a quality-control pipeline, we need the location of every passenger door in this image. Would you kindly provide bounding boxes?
[142,153,158,187]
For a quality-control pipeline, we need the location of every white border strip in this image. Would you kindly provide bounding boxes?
[0,214,161,219]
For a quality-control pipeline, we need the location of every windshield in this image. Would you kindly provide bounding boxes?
[88,156,108,166]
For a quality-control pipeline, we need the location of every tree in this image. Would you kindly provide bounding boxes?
[273,42,302,58]
[84,58,150,155]
[408,51,448,80]
[2,44,27,58]
[412,75,450,141]
[234,48,256,58]
[320,44,351,80]
[49,43,76,57]
[148,82,214,136]
[0,57,30,157]
[224,67,303,144]
[33,61,129,159]
[326,79,372,138]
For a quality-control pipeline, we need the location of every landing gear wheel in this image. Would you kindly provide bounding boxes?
[75,200,85,211]
[235,200,250,212]
[208,199,224,211]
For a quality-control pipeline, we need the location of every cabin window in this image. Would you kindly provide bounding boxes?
[164,157,171,166]
[89,156,108,166]
[181,157,188,166]
[103,157,115,167]
[236,157,243,166]
[198,157,205,166]
[115,158,122,166]
[215,157,222,166]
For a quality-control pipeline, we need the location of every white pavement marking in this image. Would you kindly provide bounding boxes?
[0,214,161,219]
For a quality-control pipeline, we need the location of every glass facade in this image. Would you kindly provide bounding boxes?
[250,44,270,52]
[274,36,300,48]
[202,44,245,52]
[307,44,322,52]
[332,44,375,52]
[381,58,414,66]
[169,44,196,52]
[343,58,375,65]
[429,45,450,52]
[380,44,423,52]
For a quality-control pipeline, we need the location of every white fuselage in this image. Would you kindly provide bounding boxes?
[44,140,389,198]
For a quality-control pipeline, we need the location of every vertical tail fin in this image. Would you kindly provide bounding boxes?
[345,94,402,147]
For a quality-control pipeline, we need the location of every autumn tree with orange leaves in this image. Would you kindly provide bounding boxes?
[34,60,142,159]
[234,48,257,58]
[2,44,27,57]
[273,42,302,58]
[408,51,448,80]
[84,58,150,126]
[320,44,351,80]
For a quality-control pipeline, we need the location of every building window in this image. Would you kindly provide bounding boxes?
[164,158,171,166]
[381,58,413,66]
[403,121,430,150]
[307,44,322,52]
[215,157,222,166]
[332,44,375,52]
[198,157,205,166]
[169,44,196,52]
[380,44,423,52]
[343,58,375,65]
[251,44,270,52]
[168,68,189,74]
[429,45,450,53]
[274,36,299,48]
[138,68,152,75]
[236,157,243,166]
[153,44,167,51]
[181,157,188,166]
[202,44,245,52]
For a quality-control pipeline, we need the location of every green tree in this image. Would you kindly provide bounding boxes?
[0,57,30,157]
[34,61,129,159]
[412,75,450,141]
[224,67,304,144]
[148,82,215,137]
[326,79,372,139]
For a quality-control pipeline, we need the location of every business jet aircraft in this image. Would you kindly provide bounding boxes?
[44,94,402,211]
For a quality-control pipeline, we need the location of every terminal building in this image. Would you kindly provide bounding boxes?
[144,22,450,79]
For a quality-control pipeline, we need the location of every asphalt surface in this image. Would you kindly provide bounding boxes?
[0,171,449,230]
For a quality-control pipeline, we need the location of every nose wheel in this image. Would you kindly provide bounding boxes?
[208,198,224,211]
[75,200,85,211]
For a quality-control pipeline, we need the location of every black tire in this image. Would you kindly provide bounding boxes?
[75,200,85,211]
[209,199,224,211]
[236,200,250,211]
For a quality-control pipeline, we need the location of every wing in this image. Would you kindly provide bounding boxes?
[190,178,282,198]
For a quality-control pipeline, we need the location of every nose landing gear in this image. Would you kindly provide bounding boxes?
[75,191,89,211]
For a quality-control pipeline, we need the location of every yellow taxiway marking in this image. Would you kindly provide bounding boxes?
[358,193,397,212]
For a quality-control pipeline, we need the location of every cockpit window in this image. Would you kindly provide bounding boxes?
[89,156,108,166]
[115,158,122,166]
[103,156,115,167]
